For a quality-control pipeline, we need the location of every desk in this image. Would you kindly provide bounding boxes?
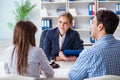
[41,78,69,80]
[41,61,75,78]
[0,61,74,79]
[53,61,74,78]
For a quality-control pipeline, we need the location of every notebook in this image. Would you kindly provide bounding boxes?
[63,50,82,56]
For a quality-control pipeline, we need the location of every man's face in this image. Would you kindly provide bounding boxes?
[58,16,72,35]
[90,16,98,39]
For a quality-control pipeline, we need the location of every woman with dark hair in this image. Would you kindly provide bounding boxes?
[3,21,54,80]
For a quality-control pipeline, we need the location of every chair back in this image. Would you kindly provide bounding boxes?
[84,75,120,80]
[39,29,49,48]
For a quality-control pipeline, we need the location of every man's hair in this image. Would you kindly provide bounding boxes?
[96,10,119,34]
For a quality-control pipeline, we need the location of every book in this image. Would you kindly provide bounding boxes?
[69,0,75,1]
[88,3,92,15]
[88,3,95,15]
[116,4,120,15]
[92,3,95,15]
[63,50,82,56]
[72,19,75,29]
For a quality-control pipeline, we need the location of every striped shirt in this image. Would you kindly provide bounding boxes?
[69,34,120,80]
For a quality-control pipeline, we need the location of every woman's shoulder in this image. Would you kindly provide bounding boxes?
[29,46,45,55]
[28,46,46,61]
[29,46,42,52]
[4,46,15,61]
[6,46,15,52]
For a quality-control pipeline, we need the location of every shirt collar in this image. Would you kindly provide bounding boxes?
[95,34,114,44]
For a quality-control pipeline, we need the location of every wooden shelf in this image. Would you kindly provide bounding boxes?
[40,0,120,44]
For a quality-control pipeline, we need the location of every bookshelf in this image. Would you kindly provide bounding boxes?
[40,0,120,46]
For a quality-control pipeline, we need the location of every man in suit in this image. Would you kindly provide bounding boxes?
[43,12,84,61]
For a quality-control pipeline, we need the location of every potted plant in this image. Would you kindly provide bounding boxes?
[8,0,36,30]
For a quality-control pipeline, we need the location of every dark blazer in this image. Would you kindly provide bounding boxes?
[43,27,84,61]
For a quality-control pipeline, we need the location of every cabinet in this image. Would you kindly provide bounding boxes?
[68,0,96,45]
[40,0,120,45]
[40,0,67,28]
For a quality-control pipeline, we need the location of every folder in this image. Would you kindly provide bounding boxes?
[118,4,120,15]
[63,50,82,56]
[49,19,52,28]
[88,3,92,15]
[92,3,95,15]
[72,19,75,29]
[42,19,52,30]
[116,4,119,14]
[41,19,46,30]
[46,19,49,28]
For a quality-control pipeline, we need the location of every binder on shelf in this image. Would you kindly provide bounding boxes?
[41,19,52,30]
[41,19,46,30]
[49,19,52,28]
[41,20,45,30]
[88,3,92,15]
[72,19,75,29]
[69,0,75,1]
[92,3,95,15]
[119,4,120,15]
[116,4,120,15]
[88,3,95,15]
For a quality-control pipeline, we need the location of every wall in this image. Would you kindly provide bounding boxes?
[0,0,42,60]
[0,0,42,40]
